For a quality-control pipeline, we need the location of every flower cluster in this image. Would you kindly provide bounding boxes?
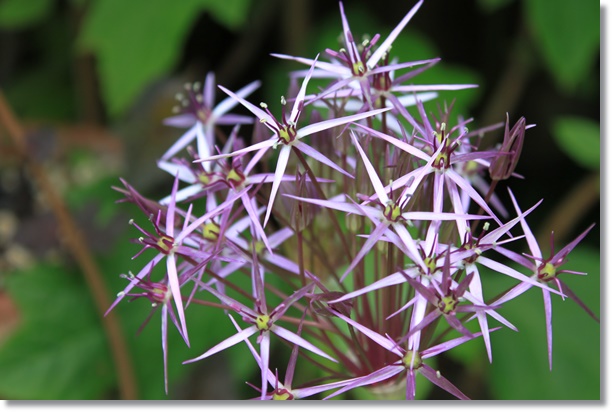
[108,0,597,399]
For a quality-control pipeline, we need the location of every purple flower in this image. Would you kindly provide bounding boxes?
[229,315,358,400]
[195,56,389,227]
[108,175,248,348]
[162,73,260,160]
[492,191,597,369]
[184,280,336,399]
[323,308,497,400]
[285,130,491,280]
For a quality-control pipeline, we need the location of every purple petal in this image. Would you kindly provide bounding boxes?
[264,145,291,227]
[298,107,390,138]
[105,254,164,316]
[350,131,388,203]
[161,124,197,160]
[324,365,403,400]
[166,253,189,346]
[212,80,261,119]
[161,304,169,394]
[271,52,350,76]
[446,168,502,226]
[163,113,196,128]
[355,123,430,161]
[366,0,423,68]
[184,324,258,364]
[195,138,275,164]
[419,364,470,400]
[291,55,319,123]
[241,192,272,254]
[551,223,595,264]
[271,325,336,362]
[165,175,180,235]
[157,160,197,184]
[330,310,403,356]
[294,141,353,178]
[478,256,562,297]
[340,221,390,282]
[393,223,426,269]
[283,194,379,216]
[218,84,272,123]
[543,289,553,370]
[259,333,270,399]
[330,269,415,303]
[508,188,541,259]
[175,187,246,243]
[293,376,363,399]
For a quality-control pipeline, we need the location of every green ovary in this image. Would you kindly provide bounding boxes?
[402,350,422,370]
[439,295,458,314]
[202,222,220,241]
[384,202,401,222]
[352,61,365,75]
[277,124,297,144]
[252,240,265,255]
[424,256,437,274]
[272,389,294,400]
[538,262,557,282]
[227,168,245,186]
[434,152,450,169]
[156,235,174,253]
[256,314,271,331]
[198,173,212,185]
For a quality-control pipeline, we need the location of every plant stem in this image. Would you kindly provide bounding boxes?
[0,91,138,399]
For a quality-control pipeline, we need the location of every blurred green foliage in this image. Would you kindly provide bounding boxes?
[523,0,599,93]
[78,0,252,117]
[0,0,52,29]
[0,188,261,399]
[552,117,600,170]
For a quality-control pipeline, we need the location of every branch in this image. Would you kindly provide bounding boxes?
[0,90,138,400]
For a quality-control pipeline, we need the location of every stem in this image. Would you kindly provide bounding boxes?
[0,91,138,399]
[469,179,499,233]
[292,147,354,265]
[536,172,599,246]
[297,229,306,287]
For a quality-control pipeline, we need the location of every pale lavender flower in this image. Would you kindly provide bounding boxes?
[323,309,497,400]
[196,57,390,227]
[108,175,249,345]
[183,281,336,399]
[229,315,359,400]
[491,191,597,370]
[162,73,259,159]
[285,130,490,280]
[272,0,433,107]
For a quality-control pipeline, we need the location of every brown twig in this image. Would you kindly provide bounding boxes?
[536,172,600,246]
[0,91,138,400]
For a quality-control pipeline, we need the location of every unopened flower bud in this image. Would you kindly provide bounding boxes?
[489,114,526,181]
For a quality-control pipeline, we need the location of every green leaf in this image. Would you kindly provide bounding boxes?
[78,0,250,117]
[0,265,115,399]
[486,247,600,400]
[0,0,52,29]
[524,0,599,92]
[552,117,600,170]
